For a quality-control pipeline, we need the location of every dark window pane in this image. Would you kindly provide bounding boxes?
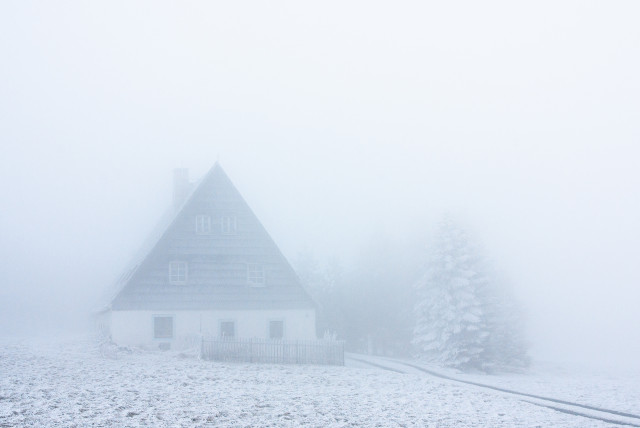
[220,321,235,337]
[154,316,173,339]
[269,320,283,339]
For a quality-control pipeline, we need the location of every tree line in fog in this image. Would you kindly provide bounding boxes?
[296,216,529,373]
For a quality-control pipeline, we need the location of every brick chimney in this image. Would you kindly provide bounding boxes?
[173,168,190,210]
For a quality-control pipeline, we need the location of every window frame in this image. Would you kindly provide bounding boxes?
[220,215,237,235]
[268,319,284,340]
[195,214,212,235]
[169,261,188,285]
[219,320,236,338]
[247,263,265,287]
[153,315,174,340]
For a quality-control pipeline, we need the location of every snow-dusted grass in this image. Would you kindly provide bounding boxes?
[0,338,621,427]
[448,360,640,416]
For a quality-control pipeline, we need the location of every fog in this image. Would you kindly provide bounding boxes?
[1,1,639,368]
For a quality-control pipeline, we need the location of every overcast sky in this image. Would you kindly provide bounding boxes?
[1,1,639,367]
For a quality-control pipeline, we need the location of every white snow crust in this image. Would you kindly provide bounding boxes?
[0,338,632,427]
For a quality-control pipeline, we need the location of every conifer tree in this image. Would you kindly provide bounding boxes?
[413,216,490,370]
[413,216,529,371]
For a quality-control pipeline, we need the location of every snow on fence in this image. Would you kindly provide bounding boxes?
[200,337,345,366]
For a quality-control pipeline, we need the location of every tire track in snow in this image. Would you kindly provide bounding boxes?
[347,357,406,374]
[522,401,640,428]
[395,360,640,421]
[348,355,640,427]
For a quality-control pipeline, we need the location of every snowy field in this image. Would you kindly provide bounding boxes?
[449,361,640,417]
[1,338,636,427]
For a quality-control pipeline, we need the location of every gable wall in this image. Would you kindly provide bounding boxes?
[138,168,298,288]
[111,165,314,311]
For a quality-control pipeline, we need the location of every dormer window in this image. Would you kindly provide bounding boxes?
[221,216,237,235]
[247,263,265,287]
[195,215,211,234]
[169,261,188,285]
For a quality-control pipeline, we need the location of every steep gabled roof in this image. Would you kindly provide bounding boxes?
[110,163,314,311]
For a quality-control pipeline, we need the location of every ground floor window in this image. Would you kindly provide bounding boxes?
[154,316,174,339]
[220,321,235,338]
[269,320,284,339]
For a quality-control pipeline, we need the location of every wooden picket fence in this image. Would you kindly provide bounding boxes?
[200,337,345,366]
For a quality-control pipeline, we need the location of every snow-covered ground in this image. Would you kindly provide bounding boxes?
[0,337,635,427]
[445,360,640,417]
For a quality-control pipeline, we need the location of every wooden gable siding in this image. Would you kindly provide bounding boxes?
[111,164,314,311]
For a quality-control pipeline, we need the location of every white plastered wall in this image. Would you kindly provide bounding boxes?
[109,309,316,349]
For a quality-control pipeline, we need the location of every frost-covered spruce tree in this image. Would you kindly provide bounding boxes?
[412,216,490,371]
[413,216,529,371]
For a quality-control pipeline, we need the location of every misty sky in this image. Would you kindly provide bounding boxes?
[1,1,639,367]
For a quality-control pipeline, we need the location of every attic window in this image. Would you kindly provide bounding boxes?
[221,216,237,235]
[195,215,211,234]
[169,261,188,285]
[247,264,265,287]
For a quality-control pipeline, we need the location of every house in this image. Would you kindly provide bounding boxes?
[99,163,317,350]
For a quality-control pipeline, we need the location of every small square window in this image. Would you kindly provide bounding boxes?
[220,321,235,338]
[221,216,237,235]
[195,215,211,234]
[247,264,265,287]
[154,316,173,339]
[269,320,284,340]
[169,261,188,285]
